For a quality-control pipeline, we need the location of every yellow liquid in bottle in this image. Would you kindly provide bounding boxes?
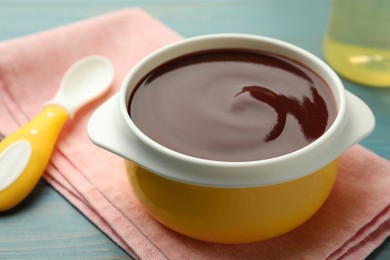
[324,36,390,87]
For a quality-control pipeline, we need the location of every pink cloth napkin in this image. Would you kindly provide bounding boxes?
[0,8,389,260]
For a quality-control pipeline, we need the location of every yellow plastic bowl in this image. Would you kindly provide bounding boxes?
[126,159,338,244]
[88,34,375,244]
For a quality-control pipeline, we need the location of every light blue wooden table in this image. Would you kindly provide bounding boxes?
[0,0,389,259]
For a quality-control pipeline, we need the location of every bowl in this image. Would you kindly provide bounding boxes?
[88,34,375,244]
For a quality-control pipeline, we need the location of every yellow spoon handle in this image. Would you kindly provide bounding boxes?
[0,105,69,211]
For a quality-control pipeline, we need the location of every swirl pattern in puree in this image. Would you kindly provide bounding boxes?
[128,49,337,162]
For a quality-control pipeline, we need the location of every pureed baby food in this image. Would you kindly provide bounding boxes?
[128,49,337,162]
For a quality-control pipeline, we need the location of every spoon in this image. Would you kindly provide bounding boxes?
[0,55,114,211]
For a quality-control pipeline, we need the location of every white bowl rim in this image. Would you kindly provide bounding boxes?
[119,33,347,169]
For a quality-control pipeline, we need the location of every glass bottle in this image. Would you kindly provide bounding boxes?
[324,0,390,87]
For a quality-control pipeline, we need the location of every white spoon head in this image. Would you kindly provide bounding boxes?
[47,55,114,116]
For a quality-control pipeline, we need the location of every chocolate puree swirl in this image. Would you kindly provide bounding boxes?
[235,84,328,143]
[129,50,337,162]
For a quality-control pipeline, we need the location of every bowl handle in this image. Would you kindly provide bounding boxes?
[87,94,147,163]
[338,91,375,150]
